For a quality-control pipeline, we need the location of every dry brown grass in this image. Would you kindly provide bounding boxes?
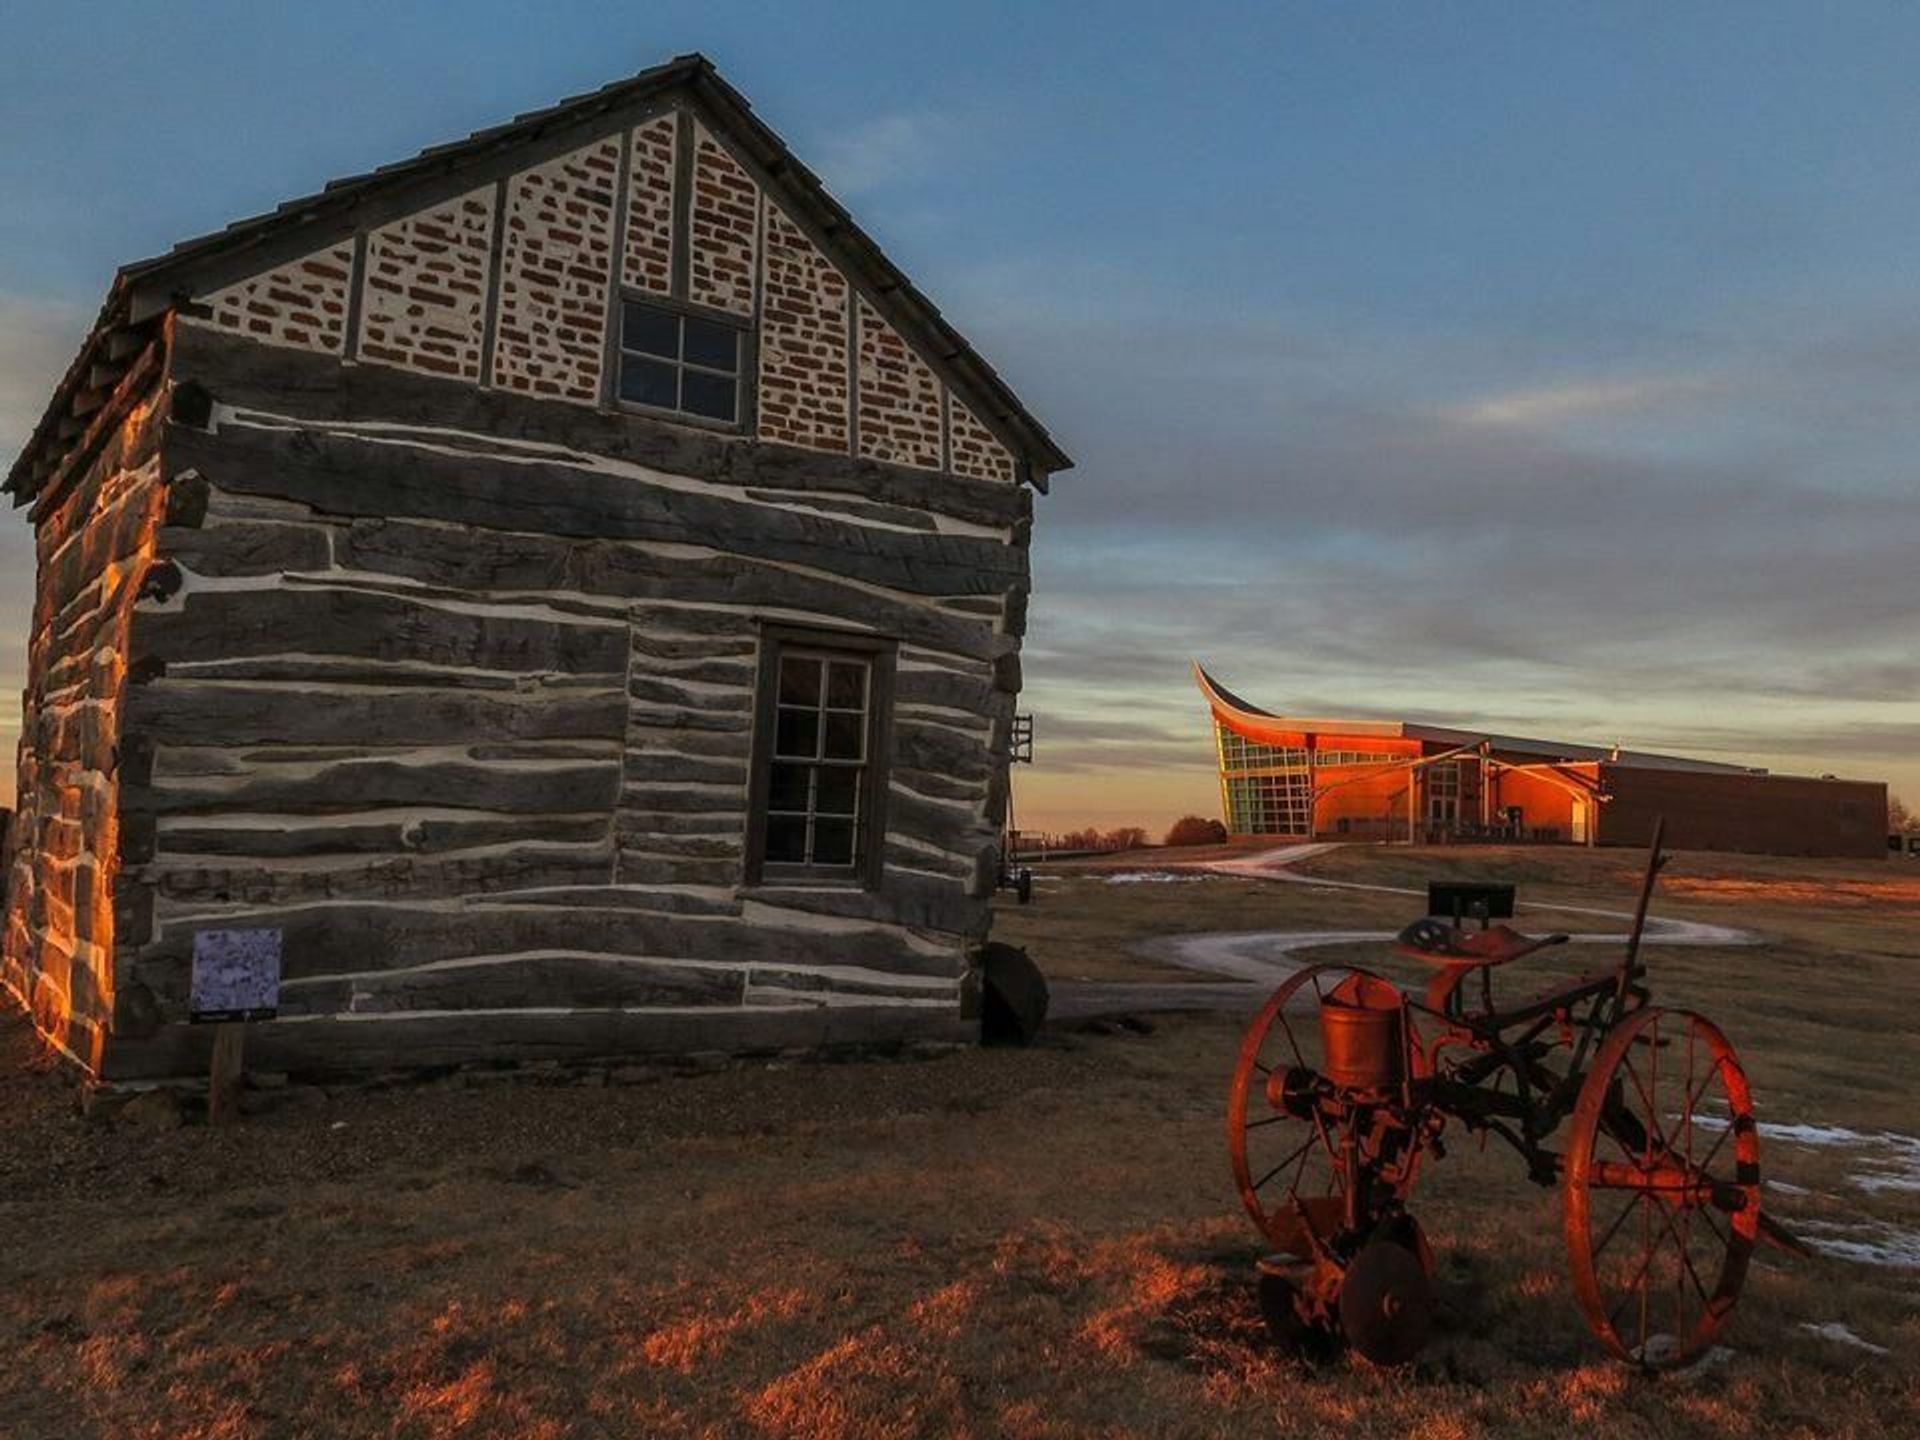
[1,842,1916,1438]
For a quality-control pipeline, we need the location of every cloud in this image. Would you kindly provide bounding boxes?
[977,266,1920,825]
[810,111,952,196]
[1448,372,1726,428]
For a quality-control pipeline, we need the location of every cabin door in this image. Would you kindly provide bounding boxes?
[1570,799,1589,845]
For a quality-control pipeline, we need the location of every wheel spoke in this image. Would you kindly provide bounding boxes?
[1693,1118,1733,1177]
[1620,1052,1669,1158]
[1252,1134,1316,1192]
[1592,1192,1641,1259]
[1244,1113,1290,1130]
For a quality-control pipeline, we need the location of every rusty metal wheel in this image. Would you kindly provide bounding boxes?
[1227,964,1402,1255]
[1563,1007,1760,1370]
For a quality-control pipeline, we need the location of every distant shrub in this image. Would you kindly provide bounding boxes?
[1164,815,1228,847]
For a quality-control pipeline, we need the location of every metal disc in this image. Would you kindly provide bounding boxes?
[1338,1240,1434,1366]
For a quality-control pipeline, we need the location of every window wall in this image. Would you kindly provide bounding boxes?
[1215,723,1314,836]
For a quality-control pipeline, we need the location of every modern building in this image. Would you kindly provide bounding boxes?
[2,56,1069,1081]
[1195,666,1887,858]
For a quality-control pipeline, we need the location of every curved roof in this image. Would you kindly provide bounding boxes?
[1192,663,1754,774]
[8,53,1072,504]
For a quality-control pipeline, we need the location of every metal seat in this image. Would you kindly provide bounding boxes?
[1394,918,1570,969]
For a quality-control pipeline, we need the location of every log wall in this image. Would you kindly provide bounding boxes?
[79,324,1027,1078]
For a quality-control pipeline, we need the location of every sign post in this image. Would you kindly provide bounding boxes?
[189,930,282,1125]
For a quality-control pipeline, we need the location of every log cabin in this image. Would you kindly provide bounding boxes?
[1,55,1070,1081]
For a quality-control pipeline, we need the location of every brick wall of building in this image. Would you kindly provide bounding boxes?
[624,115,676,295]
[857,300,943,471]
[689,123,759,317]
[948,393,1016,483]
[203,246,355,354]
[358,185,495,381]
[758,207,850,453]
[493,138,621,403]
[191,109,1026,482]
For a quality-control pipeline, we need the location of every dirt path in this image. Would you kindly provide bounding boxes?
[1050,843,1758,1021]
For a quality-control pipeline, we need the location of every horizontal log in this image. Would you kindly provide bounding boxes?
[156,811,611,858]
[123,680,628,747]
[166,420,1024,598]
[889,767,990,806]
[620,752,747,787]
[885,786,993,857]
[615,784,746,815]
[159,519,333,576]
[746,968,959,1003]
[746,871,986,939]
[742,488,935,531]
[893,664,1003,717]
[132,584,630,675]
[609,808,747,837]
[883,840,974,883]
[145,843,614,906]
[172,323,1029,531]
[613,854,743,888]
[101,1002,974,1082]
[490,885,743,918]
[893,718,994,785]
[130,898,962,994]
[289,954,745,1016]
[133,752,622,817]
[626,676,751,711]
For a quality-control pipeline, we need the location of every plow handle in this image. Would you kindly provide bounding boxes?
[1617,817,1668,997]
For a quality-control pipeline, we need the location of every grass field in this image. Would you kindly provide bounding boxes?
[1,842,1915,1438]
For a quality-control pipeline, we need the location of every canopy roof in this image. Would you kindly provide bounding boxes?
[1192,664,1757,775]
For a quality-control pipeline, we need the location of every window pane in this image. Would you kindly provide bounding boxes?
[619,356,677,408]
[823,712,864,761]
[775,707,820,759]
[766,815,808,864]
[622,302,678,359]
[779,656,822,706]
[681,370,737,422]
[826,661,867,710]
[682,316,739,372]
[768,762,811,813]
[812,818,855,866]
[815,767,860,817]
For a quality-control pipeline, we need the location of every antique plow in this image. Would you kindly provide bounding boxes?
[1226,822,1808,1369]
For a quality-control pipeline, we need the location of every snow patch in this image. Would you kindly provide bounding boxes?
[1795,1220,1920,1269]
[1799,1321,1889,1355]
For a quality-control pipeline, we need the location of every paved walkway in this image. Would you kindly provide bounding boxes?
[1050,844,1758,1022]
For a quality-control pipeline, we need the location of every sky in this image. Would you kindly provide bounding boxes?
[2,2,1916,834]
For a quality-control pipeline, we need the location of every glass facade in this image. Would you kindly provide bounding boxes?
[1215,723,1314,835]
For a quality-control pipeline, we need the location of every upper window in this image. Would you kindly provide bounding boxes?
[747,627,896,887]
[615,297,746,424]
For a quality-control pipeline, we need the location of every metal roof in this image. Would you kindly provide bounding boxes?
[7,53,1072,504]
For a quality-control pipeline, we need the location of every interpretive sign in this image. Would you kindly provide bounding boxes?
[189,929,283,1023]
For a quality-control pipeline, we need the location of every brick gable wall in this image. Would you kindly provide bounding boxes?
[758,208,849,453]
[493,139,621,403]
[190,109,1025,482]
[203,247,354,354]
[856,300,942,471]
[688,123,759,316]
[949,395,1016,483]
[359,185,495,380]
[623,115,675,295]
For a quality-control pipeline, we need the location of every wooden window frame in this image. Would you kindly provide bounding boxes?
[744,623,897,890]
[606,289,757,433]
